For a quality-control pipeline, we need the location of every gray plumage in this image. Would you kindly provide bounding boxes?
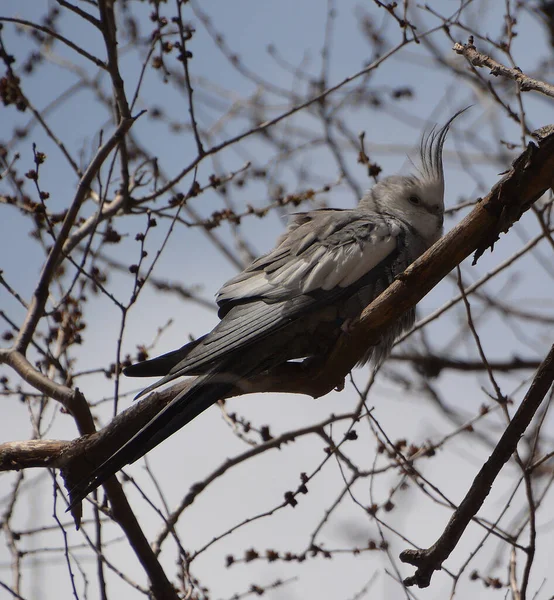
[68,110,463,508]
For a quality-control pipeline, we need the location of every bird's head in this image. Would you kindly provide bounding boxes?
[359,109,466,245]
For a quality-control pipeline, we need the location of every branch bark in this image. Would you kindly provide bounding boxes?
[453,40,554,98]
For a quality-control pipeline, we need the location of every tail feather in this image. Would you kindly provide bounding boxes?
[67,373,232,510]
[123,335,207,378]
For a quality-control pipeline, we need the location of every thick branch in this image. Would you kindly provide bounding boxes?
[0,440,70,470]
[0,350,95,434]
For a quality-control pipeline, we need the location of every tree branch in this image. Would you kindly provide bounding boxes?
[399,344,554,588]
[453,40,554,98]
[13,114,142,354]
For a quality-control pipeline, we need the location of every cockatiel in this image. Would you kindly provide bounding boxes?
[68,110,463,507]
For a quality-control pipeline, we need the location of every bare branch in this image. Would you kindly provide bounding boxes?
[453,40,554,98]
[400,344,554,588]
[13,113,142,354]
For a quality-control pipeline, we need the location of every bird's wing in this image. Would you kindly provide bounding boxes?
[133,210,407,397]
[217,209,404,308]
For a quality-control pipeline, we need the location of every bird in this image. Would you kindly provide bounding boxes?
[67,109,464,509]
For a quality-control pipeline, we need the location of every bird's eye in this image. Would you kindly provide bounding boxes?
[408,195,421,205]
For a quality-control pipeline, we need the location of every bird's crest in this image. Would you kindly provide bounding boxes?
[418,107,470,185]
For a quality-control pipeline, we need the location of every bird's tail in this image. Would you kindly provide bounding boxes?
[123,335,207,378]
[67,372,233,510]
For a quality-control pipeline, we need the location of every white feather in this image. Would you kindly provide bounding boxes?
[338,236,396,287]
[271,246,326,288]
[274,259,314,288]
[220,273,269,299]
[302,249,343,292]
[319,246,358,290]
